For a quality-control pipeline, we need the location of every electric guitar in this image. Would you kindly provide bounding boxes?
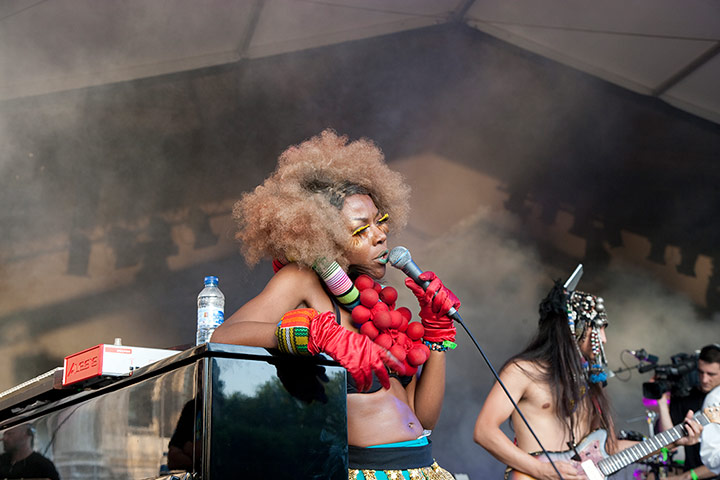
[507,404,720,480]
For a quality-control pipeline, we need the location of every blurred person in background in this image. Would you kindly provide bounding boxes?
[0,424,60,480]
[657,344,720,480]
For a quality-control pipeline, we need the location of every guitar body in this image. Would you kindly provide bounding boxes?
[503,405,720,480]
[506,429,610,480]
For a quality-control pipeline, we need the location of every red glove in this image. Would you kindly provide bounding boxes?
[280,309,402,391]
[404,271,460,343]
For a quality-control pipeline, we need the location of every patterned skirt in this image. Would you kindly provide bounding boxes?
[348,438,455,480]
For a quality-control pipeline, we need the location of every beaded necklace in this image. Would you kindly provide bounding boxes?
[273,257,430,374]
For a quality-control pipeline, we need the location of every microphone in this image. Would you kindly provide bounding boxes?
[631,349,659,364]
[388,246,461,322]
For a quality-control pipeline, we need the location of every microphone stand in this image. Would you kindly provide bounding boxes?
[453,314,567,480]
[613,362,655,375]
[387,246,565,478]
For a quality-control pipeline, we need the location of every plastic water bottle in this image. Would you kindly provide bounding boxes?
[196,276,225,345]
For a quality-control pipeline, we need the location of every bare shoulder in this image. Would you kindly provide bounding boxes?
[223,263,325,325]
[265,263,333,312]
[506,360,555,405]
[272,262,318,282]
[266,263,322,294]
[499,359,550,398]
[502,359,544,380]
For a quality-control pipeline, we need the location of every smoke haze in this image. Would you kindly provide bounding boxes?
[1,16,719,478]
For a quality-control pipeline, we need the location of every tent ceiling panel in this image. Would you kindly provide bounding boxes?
[463,0,720,38]
[246,0,457,59]
[464,0,720,123]
[661,54,720,122]
[0,0,718,124]
[471,22,716,93]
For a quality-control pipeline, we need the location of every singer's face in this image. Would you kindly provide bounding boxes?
[342,194,389,280]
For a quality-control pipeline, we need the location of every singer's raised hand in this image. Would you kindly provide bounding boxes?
[405,271,459,343]
[405,271,460,315]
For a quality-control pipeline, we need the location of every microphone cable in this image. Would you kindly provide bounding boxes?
[452,311,567,480]
[389,246,566,479]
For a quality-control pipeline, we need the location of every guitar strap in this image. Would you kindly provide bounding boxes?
[568,440,582,462]
[590,392,618,453]
[592,395,603,416]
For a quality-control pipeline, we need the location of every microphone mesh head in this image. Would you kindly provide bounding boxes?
[388,246,411,268]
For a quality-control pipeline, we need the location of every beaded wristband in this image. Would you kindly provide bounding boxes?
[275,308,316,355]
[424,340,457,352]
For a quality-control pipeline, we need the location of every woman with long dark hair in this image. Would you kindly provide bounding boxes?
[473,279,701,480]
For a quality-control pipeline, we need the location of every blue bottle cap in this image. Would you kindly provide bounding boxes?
[204,276,218,285]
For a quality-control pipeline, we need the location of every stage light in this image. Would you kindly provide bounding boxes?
[66,232,91,276]
[539,205,558,225]
[569,210,590,237]
[503,191,529,217]
[605,229,623,248]
[583,226,610,268]
[136,217,178,277]
[646,242,666,265]
[676,249,698,277]
[108,226,141,269]
[189,208,218,249]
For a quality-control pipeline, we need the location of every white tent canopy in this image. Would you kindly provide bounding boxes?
[2,0,719,124]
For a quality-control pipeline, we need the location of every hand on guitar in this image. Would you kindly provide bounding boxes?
[533,459,586,480]
[674,409,703,447]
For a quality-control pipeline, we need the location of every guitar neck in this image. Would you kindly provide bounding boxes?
[596,412,709,476]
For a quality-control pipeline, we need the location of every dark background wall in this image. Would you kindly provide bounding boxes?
[1,24,718,478]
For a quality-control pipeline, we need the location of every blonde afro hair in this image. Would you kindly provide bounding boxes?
[233,129,410,270]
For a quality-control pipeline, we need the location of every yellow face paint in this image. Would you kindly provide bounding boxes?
[351,224,370,236]
[351,213,389,236]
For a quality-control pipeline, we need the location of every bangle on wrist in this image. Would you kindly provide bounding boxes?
[423,340,457,352]
[275,309,315,356]
[690,468,698,480]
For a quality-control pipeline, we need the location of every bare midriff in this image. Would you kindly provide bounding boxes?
[347,378,424,447]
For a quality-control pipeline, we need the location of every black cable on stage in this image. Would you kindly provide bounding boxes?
[387,246,568,479]
[454,313,566,480]
[42,403,83,457]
